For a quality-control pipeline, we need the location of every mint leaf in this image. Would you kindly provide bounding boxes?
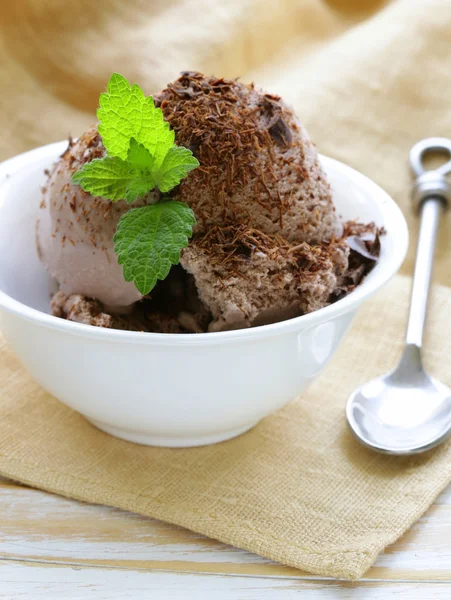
[114,201,196,295]
[127,138,154,170]
[123,175,156,203]
[78,74,198,202]
[98,73,174,161]
[153,146,199,193]
[71,157,155,203]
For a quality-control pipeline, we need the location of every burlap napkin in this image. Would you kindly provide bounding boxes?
[1,274,451,579]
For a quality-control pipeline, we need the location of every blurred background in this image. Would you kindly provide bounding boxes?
[1,0,450,281]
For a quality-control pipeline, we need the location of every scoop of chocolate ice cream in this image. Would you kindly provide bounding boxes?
[37,128,159,309]
[180,225,349,332]
[156,72,343,243]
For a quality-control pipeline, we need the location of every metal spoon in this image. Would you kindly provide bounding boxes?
[346,137,451,455]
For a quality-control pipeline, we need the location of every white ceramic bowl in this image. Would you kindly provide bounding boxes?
[0,142,408,447]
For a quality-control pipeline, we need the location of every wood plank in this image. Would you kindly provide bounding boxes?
[0,482,449,582]
[0,562,450,599]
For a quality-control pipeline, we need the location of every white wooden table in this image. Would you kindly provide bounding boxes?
[0,477,449,598]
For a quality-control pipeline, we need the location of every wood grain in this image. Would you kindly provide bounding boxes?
[0,477,449,597]
[1,563,451,599]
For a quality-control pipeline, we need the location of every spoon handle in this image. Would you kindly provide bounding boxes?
[405,138,451,350]
[405,198,443,348]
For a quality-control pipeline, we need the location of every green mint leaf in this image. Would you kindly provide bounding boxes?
[97,73,174,162]
[113,201,196,295]
[71,157,155,203]
[127,138,154,170]
[153,146,200,193]
[123,175,156,203]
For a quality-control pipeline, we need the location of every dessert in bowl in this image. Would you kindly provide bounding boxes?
[0,73,408,446]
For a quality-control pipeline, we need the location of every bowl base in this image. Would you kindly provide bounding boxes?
[87,419,258,447]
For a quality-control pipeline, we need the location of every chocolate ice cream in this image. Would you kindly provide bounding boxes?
[156,73,343,244]
[37,128,160,310]
[38,72,381,333]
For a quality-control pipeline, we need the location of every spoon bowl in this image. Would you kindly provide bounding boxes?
[347,346,451,454]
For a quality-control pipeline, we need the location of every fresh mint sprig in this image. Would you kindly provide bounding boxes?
[71,73,199,295]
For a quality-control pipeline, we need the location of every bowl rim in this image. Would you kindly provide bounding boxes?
[0,141,409,346]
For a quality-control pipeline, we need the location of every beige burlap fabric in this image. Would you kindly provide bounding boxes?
[1,0,451,580]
